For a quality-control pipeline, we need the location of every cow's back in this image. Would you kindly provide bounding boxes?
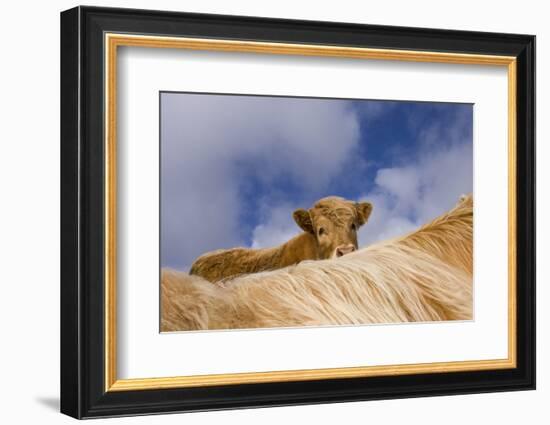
[189,246,283,283]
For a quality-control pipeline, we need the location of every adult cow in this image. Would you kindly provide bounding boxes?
[189,196,373,283]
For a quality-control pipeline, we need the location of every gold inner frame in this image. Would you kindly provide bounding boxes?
[104,33,517,392]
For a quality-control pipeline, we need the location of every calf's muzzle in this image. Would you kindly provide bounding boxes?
[335,244,356,258]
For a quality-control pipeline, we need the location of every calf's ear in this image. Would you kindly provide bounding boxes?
[293,209,314,234]
[355,202,373,226]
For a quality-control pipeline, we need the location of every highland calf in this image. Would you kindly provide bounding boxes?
[189,196,373,283]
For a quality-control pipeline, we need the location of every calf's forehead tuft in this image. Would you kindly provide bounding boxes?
[311,197,356,225]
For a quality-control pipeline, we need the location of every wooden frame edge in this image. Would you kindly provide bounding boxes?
[103,33,518,392]
[107,358,516,392]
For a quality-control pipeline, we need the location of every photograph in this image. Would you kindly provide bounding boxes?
[160,92,474,332]
[58,5,536,419]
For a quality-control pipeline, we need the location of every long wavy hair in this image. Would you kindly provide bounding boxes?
[161,195,473,331]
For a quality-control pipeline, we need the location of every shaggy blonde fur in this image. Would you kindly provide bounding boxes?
[161,195,473,331]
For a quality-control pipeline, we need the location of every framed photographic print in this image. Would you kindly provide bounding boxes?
[60,6,536,419]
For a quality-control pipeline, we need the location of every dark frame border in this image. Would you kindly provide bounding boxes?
[61,6,535,419]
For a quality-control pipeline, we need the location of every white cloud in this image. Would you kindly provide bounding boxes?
[358,192,418,245]
[250,204,301,249]
[358,130,473,247]
[375,166,421,212]
[161,93,360,269]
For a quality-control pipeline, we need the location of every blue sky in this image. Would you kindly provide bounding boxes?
[160,92,473,271]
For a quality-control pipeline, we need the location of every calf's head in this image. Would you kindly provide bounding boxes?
[293,196,373,259]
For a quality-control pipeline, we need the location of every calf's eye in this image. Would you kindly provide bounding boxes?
[318,227,326,236]
[351,223,357,231]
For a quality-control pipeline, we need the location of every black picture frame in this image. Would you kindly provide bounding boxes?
[60,5,535,419]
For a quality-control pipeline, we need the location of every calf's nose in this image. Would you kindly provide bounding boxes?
[335,244,356,257]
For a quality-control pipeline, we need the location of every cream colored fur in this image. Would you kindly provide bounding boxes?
[161,195,473,331]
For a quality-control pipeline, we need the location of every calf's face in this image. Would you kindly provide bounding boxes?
[293,197,373,259]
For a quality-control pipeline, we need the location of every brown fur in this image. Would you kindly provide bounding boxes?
[162,195,473,331]
[189,196,373,283]
[189,232,319,283]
